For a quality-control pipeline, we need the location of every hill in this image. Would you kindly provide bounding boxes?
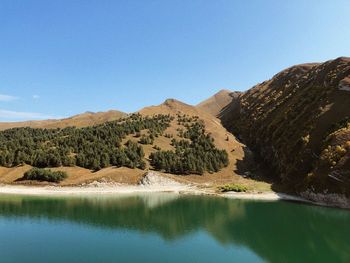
[137,98,251,185]
[0,99,269,191]
[0,110,126,131]
[196,90,240,117]
[213,57,350,196]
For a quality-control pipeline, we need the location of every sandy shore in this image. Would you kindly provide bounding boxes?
[0,170,347,209]
[0,183,308,204]
[222,191,307,202]
[0,172,311,204]
[0,183,196,195]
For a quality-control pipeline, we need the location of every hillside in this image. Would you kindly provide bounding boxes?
[214,57,350,196]
[196,90,242,130]
[0,99,269,190]
[138,99,252,185]
[6,55,348,197]
[0,110,126,130]
[196,90,239,117]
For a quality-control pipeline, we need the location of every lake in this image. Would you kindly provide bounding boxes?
[0,193,349,263]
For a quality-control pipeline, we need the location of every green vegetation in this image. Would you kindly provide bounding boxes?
[0,114,172,171]
[139,134,154,145]
[218,184,248,192]
[150,116,229,175]
[0,113,229,176]
[23,168,67,182]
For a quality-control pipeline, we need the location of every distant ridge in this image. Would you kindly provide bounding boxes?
[0,109,126,130]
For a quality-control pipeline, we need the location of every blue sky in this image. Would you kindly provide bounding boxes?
[0,0,349,121]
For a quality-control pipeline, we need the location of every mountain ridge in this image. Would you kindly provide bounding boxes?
[0,109,127,130]
[1,56,349,201]
[196,89,239,117]
[199,56,350,197]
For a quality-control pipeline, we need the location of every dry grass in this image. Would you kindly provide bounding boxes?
[0,165,145,186]
[0,98,272,192]
[0,110,126,131]
[196,89,234,117]
[216,57,350,194]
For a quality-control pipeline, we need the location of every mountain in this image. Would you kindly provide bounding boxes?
[0,110,126,130]
[196,90,242,130]
[200,57,350,196]
[138,98,249,185]
[2,56,349,201]
[196,89,240,117]
[0,98,270,191]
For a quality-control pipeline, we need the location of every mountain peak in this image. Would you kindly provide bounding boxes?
[162,98,188,107]
[196,89,237,117]
[0,109,126,130]
[216,89,232,95]
[163,98,178,104]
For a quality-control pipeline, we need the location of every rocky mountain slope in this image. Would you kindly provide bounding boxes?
[0,110,126,130]
[200,57,350,196]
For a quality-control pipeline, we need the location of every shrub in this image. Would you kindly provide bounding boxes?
[139,134,154,145]
[218,184,248,193]
[153,145,161,150]
[23,168,68,183]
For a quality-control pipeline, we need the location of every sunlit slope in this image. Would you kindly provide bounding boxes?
[0,110,126,130]
[0,99,270,190]
[220,57,350,194]
[196,89,239,117]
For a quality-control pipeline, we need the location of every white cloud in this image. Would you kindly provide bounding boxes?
[32,95,40,99]
[0,109,58,121]
[0,94,18,102]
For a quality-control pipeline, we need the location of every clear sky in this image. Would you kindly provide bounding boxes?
[0,0,349,121]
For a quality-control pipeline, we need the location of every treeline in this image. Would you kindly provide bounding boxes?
[150,120,229,175]
[0,113,229,175]
[0,114,173,171]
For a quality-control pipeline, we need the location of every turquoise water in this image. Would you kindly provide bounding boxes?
[0,193,349,263]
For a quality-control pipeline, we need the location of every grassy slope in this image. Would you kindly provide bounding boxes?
[0,110,126,130]
[218,57,350,194]
[139,99,270,190]
[196,89,235,117]
[0,99,271,191]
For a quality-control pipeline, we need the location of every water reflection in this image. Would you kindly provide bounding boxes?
[0,193,349,263]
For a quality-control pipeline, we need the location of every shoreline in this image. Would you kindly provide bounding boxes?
[0,183,306,203]
[1,183,349,209]
[1,168,348,209]
[1,167,349,209]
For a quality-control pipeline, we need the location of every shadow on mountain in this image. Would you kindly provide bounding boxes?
[0,193,349,263]
[218,95,283,192]
[217,91,241,133]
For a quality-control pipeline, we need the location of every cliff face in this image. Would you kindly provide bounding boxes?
[222,57,350,194]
